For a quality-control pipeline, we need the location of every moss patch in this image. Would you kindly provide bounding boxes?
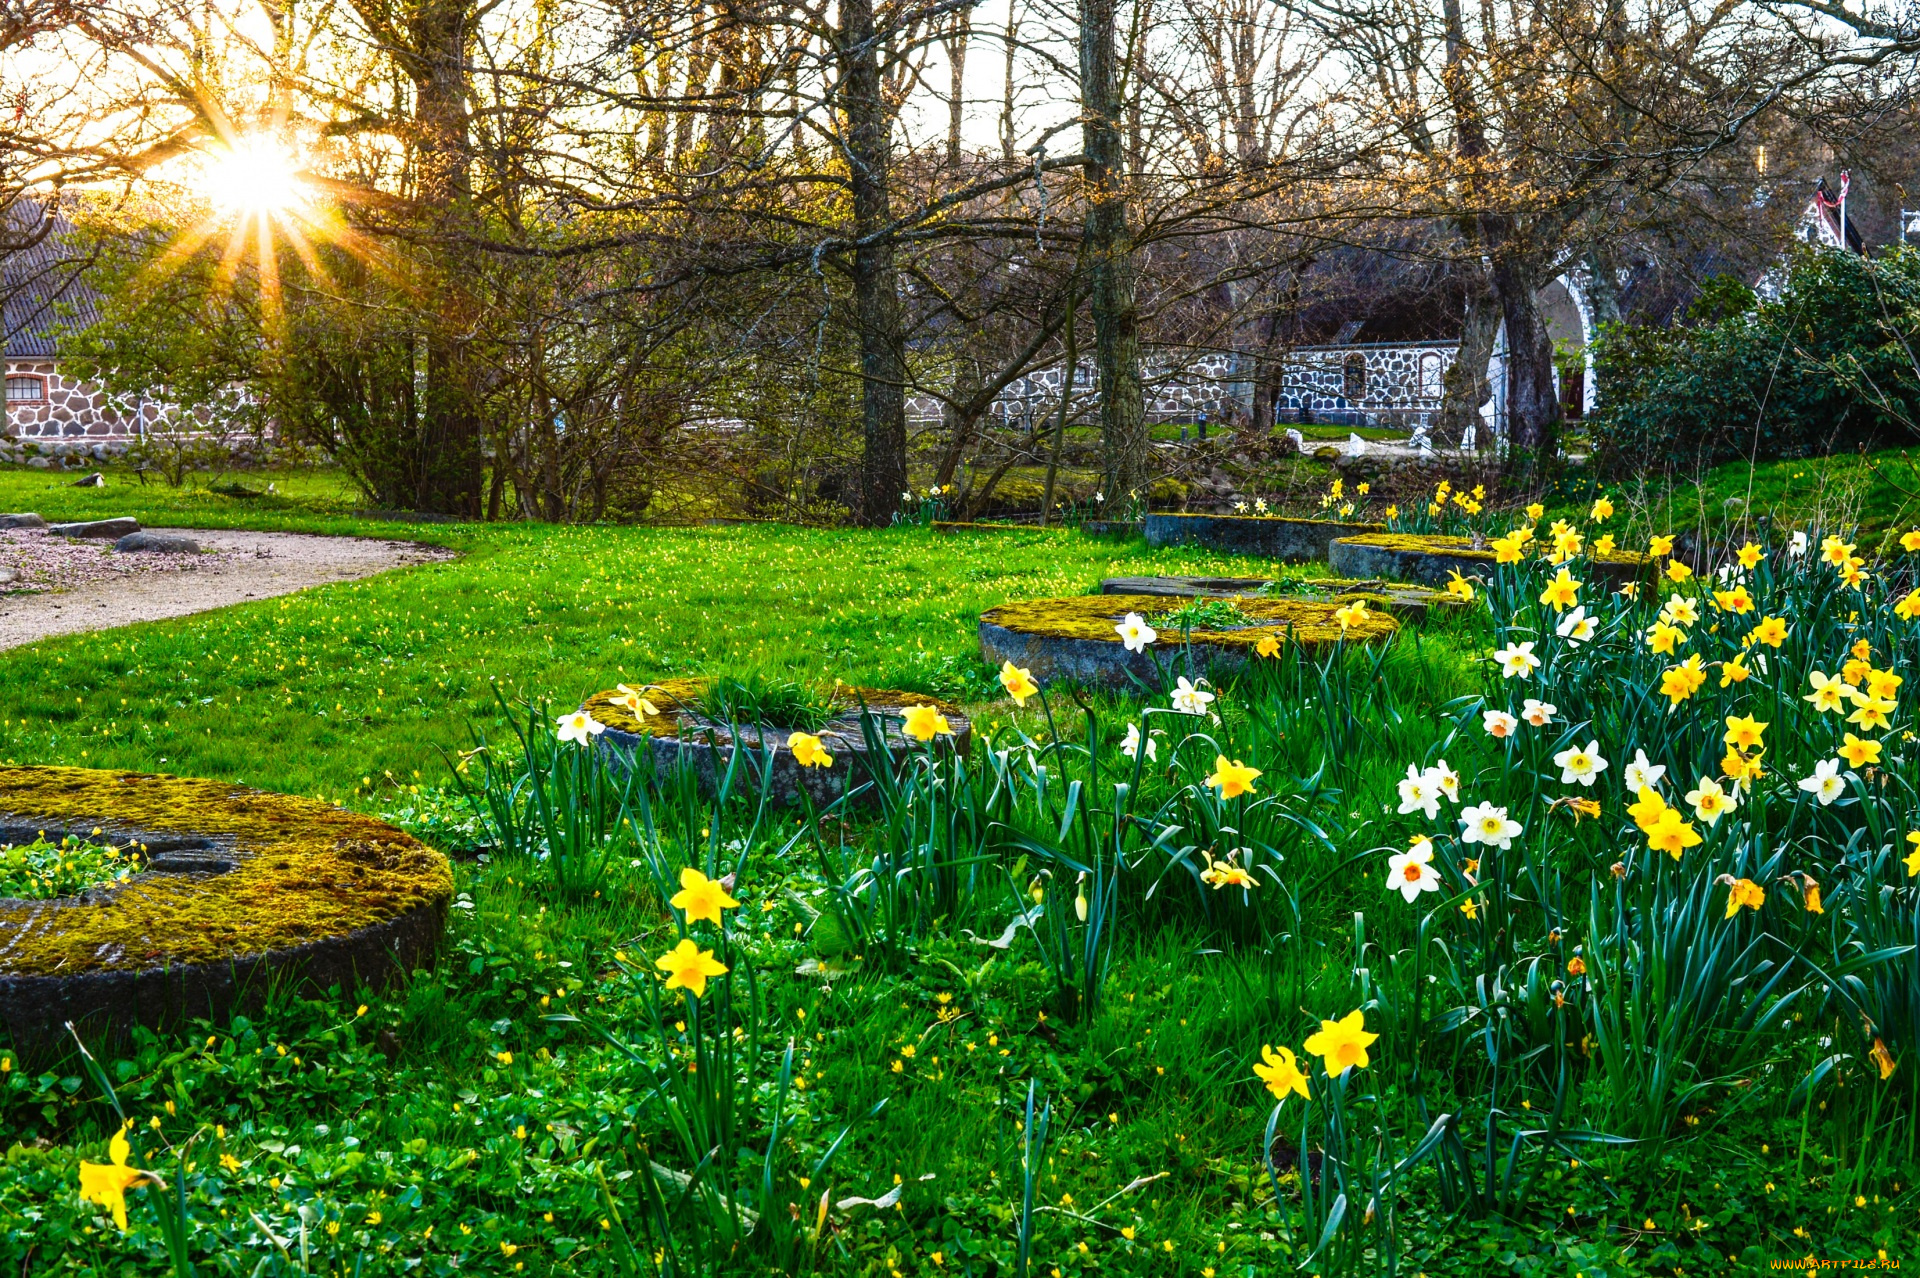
[1333,532,1649,569]
[981,593,1397,647]
[581,679,965,739]
[0,766,452,978]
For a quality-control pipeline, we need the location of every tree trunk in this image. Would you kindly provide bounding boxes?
[407,0,484,516]
[1438,269,1498,445]
[841,0,908,525]
[1079,0,1148,502]
[1491,255,1561,461]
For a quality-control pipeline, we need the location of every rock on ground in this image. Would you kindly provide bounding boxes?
[47,517,141,539]
[0,513,47,530]
[113,531,202,554]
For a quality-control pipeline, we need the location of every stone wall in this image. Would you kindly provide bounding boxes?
[3,359,143,442]
[904,345,1459,431]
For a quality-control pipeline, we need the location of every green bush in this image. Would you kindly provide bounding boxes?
[1589,247,1920,475]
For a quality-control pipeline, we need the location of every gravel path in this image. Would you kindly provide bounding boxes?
[0,527,453,651]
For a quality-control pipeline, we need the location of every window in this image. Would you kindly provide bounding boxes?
[1418,352,1444,398]
[5,376,47,403]
[1341,353,1367,401]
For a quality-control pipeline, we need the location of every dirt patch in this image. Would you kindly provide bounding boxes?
[0,527,452,651]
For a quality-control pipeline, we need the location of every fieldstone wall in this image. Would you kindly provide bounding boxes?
[905,344,1459,431]
[3,359,144,441]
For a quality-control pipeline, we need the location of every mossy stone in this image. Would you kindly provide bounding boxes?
[979,593,1397,688]
[1328,533,1649,589]
[0,767,452,1062]
[582,680,971,807]
[1144,512,1386,561]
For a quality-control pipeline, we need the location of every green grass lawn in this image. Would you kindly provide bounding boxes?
[3,461,1918,1278]
[0,467,1316,800]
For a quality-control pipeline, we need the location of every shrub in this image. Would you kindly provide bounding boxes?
[1589,247,1920,476]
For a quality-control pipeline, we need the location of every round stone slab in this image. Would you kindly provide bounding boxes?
[582,679,971,808]
[1098,575,1458,620]
[1329,533,1650,590]
[980,593,1398,689]
[1144,512,1385,561]
[0,766,453,1063]
[114,531,202,554]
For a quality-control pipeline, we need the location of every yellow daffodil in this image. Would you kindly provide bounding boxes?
[1804,671,1854,714]
[1255,633,1282,659]
[1253,1044,1311,1102]
[998,661,1039,706]
[1723,877,1765,919]
[1591,496,1614,520]
[1723,714,1768,752]
[1898,590,1920,622]
[1712,585,1754,614]
[1901,529,1920,553]
[1907,832,1920,876]
[1333,599,1370,631]
[1539,568,1581,612]
[1645,621,1685,655]
[1660,594,1700,627]
[671,867,740,926]
[1665,559,1693,584]
[1864,668,1903,702]
[1737,542,1763,569]
[789,731,833,768]
[1748,616,1789,647]
[1847,691,1896,733]
[1628,785,1671,833]
[1303,1009,1378,1075]
[901,704,953,741]
[1491,534,1526,564]
[1871,1038,1897,1080]
[1821,535,1854,567]
[1722,745,1765,787]
[656,938,729,998]
[1645,809,1703,859]
[1799,874,1823,914]
[1206,755,1261,799]
[1720,653,1751,686]
[1526,503,1545,522]
[1594,533,1616,556]
[78,1122,152,1231]
[1445,571,1475,602]
[1659,654,1708,706]
[1838,732,1882,768]
[1650,534,1675,556]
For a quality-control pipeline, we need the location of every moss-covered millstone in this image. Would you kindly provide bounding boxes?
[980,593,1398,689]
[1329,533,1650,590]
[1143,512,1386,561]
[582,679,972,807]
[1097,575,1457,620]
[0,767,452,1061]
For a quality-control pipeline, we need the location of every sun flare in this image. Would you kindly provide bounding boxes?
[199,135,307,216]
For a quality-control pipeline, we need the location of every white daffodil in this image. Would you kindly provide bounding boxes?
[1788,530,1809,556]
[1120,722,1159,762]
[1493,640,1541,679]
[1553,740,1608,787]
[556,710,606,745]
[1797,757,1847,806]
[1424,759,1461,803]
[1622,748,1666,794]
[1686,776,1737,825]
[1397,764,1440,819]
[1115,612,1158,653]
[1169,676,1216,716]
[1521,699,1558,727]
[1461,802,1523,850]
[1386,840,1441,903]
[1483,709,1519,739]
[1555,606,1597,645]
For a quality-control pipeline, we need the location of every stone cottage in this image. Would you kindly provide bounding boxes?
[2,202,150,457]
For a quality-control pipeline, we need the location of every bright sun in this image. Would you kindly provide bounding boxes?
[200,136,307,215]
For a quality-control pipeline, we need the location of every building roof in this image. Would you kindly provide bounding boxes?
[3,199,101,359]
